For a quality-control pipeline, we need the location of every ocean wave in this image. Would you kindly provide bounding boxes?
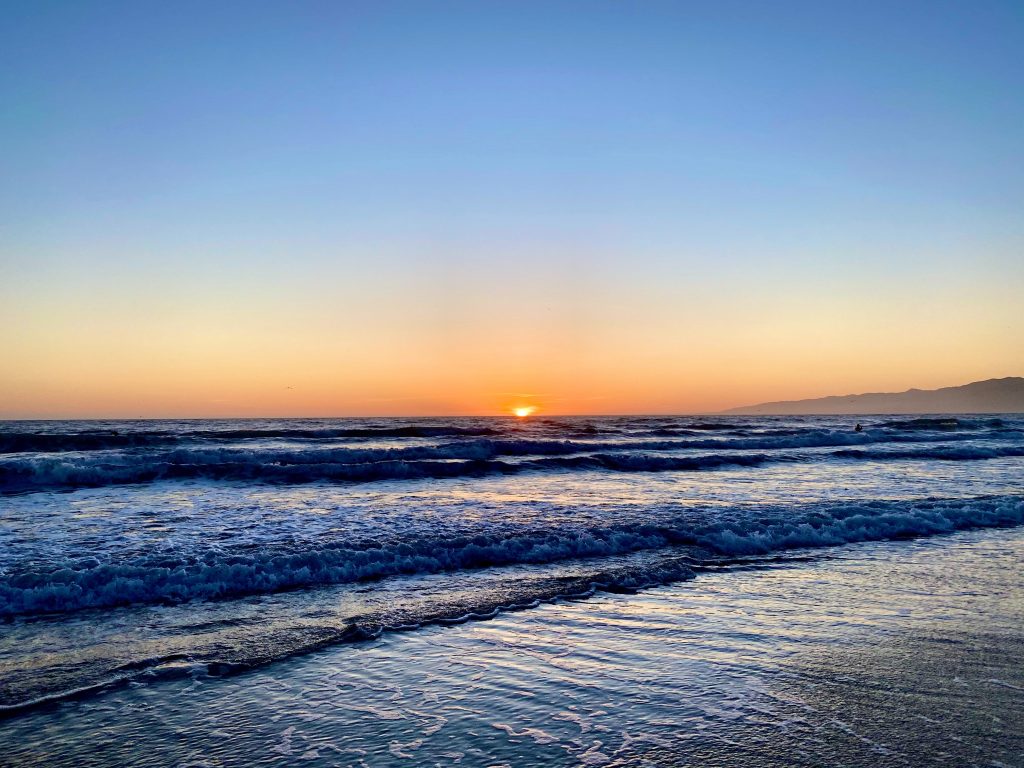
[5,416,1020,456]
[0,456,513,493]
[2,438,1022,494]
[643,422,746,435]
[0,425,500,453]
[0,451,780,493]
[0,432,179,453]
[832,445,1024,462]
[2,495,1020,618]
[536,420,620,435]
[879,417,1006,432]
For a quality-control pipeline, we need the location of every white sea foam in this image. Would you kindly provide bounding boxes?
[2,495,1020,617]
[3,438,1021,493]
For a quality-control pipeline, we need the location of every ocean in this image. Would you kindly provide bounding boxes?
[1,414,1022,765]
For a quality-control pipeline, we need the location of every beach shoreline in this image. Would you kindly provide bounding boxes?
[3,525,1021,767]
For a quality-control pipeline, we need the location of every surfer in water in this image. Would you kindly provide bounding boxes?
[854,423,863,432]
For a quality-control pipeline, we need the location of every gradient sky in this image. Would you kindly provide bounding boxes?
[2,0,1022,418]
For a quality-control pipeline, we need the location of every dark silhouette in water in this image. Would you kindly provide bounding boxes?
[855,423,863,432]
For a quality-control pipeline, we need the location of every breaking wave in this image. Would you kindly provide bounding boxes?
[0,451,780,493]
[8,428,1024,493]
[2,495,1020,618]
[2,436,1023,494]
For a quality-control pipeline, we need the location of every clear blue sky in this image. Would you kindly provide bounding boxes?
[2,1,1022,417]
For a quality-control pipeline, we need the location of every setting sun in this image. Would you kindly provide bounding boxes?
[513,406,537,418]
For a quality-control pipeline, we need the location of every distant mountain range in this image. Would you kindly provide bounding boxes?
[723,377,1024,415]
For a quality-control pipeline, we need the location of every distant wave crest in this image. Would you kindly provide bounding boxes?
[0,425,500,453]
[879,417,1006,432]
[3,438,1023,494]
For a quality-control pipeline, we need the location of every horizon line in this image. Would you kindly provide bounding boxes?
[3,410,1023,422]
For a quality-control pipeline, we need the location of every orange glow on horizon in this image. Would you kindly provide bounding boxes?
[0,259,1019,419]
[513,406,537,418]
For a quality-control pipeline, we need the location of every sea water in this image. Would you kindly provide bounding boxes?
[0,415,1022,764]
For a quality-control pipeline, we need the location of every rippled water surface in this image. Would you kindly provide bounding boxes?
[0,414,1022,764]
[3,527,1022,767]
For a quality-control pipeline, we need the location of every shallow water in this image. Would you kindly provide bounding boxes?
[1,414,1022,727]
[3,526,1022,767]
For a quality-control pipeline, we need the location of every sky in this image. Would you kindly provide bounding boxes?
[1,0,1022,418]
